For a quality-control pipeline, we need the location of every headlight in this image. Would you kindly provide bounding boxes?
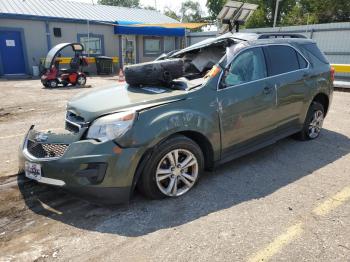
[86,111,136,142]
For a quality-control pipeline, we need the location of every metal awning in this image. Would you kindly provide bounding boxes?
[114,21,207,36]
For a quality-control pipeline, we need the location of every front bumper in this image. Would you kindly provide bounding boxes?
[19,127,144,204]
[41,75,48,85]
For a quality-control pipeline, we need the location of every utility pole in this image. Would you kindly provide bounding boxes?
[273,0,282,28]
[87,19,90,58]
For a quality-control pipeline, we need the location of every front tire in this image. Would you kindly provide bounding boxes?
[47,80,58,88]
[138,135,204,199]
[295,102,324,140]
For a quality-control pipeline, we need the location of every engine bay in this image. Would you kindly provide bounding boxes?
[124,40,230,90]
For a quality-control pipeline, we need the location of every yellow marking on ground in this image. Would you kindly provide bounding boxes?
[248,185,350,262]
[313,186,350,216]
[248,222,304,262]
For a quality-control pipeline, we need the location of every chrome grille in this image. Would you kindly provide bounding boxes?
[65,121,80,133]
[66,111,85,123]
[65,111,85,133]
[27,140,69,159]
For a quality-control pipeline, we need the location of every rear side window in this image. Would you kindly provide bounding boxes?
[303,43,329,64]
[265,45,300,76]
[297,52,308,69]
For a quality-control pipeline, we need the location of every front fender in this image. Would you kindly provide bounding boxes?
[117,97,221,160]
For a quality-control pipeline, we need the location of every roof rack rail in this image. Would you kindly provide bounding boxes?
[257,33,307,39]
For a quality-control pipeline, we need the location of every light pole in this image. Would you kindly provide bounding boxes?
[273,0,282,28]
[87,19,90,58]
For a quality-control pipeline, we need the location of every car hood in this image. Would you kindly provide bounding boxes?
[67,84,186,122]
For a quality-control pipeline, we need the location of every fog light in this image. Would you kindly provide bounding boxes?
[75,163,107,184]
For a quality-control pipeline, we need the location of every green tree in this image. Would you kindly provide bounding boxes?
[207,0,301,28]
[300,0,350,23]
[282,3,317,26]
[179,0,204,23]
[206,0,226,20]
[244,7,266,28]
[208,0,350,28]
[164,8,180,21]
[97,0,139,8]
[143,5,156,10]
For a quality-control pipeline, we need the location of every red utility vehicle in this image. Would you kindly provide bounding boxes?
[41,43,88,88]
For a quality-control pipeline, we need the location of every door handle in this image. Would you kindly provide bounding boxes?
[263,86,273,94]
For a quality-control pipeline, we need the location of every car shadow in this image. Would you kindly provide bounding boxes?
[18,129,350,237]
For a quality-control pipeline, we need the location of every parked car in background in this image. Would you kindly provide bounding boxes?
[19,33,333,204]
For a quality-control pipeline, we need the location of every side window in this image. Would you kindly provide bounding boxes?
[297,52,308,69]
[144,37,162,56]
[79,35,103,55]
[303,43,329,64]
[265,45,300,76]
[223,47,267,87]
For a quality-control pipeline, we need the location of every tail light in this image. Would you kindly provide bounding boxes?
[330,66,335,82]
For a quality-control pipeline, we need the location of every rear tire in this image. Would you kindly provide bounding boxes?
[294,102,324,141]
[138,135,204,199]
[76,75,86,86]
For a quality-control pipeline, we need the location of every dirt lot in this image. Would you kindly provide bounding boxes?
[0,77,350,261]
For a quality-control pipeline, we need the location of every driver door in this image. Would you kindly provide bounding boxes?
[217,47,276,158]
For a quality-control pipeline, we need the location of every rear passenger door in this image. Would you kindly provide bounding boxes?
[264,45,309,134]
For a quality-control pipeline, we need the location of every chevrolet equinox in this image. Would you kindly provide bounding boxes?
[20,33,333,204]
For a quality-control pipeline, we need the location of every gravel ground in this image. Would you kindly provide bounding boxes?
[0,78,349,261]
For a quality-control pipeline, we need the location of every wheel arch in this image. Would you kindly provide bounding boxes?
[312,92,329,116]
[177,130,215,170]
[130,130,215,196]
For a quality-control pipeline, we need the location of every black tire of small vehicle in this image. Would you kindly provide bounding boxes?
[62,81,69,87]
[47,80,58,88]
[137,135,204,199]
[77,75,87,86]
[294,101,324,141]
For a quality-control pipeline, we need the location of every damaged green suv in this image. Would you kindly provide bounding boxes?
[19,33,333,204]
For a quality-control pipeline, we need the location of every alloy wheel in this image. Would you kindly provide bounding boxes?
[308,110,324,138]
[155,149,199,197]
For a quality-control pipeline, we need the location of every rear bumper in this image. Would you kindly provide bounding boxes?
[19,127,145,204]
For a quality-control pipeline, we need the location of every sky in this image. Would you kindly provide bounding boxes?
[66,0,209,15]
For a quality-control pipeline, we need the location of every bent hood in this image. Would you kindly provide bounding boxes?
[67,84,186,122]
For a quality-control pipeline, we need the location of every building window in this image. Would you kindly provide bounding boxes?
[144,37,162,56]
[164,37,175,53]
[78,34,104,56]
[53,28,61,37]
